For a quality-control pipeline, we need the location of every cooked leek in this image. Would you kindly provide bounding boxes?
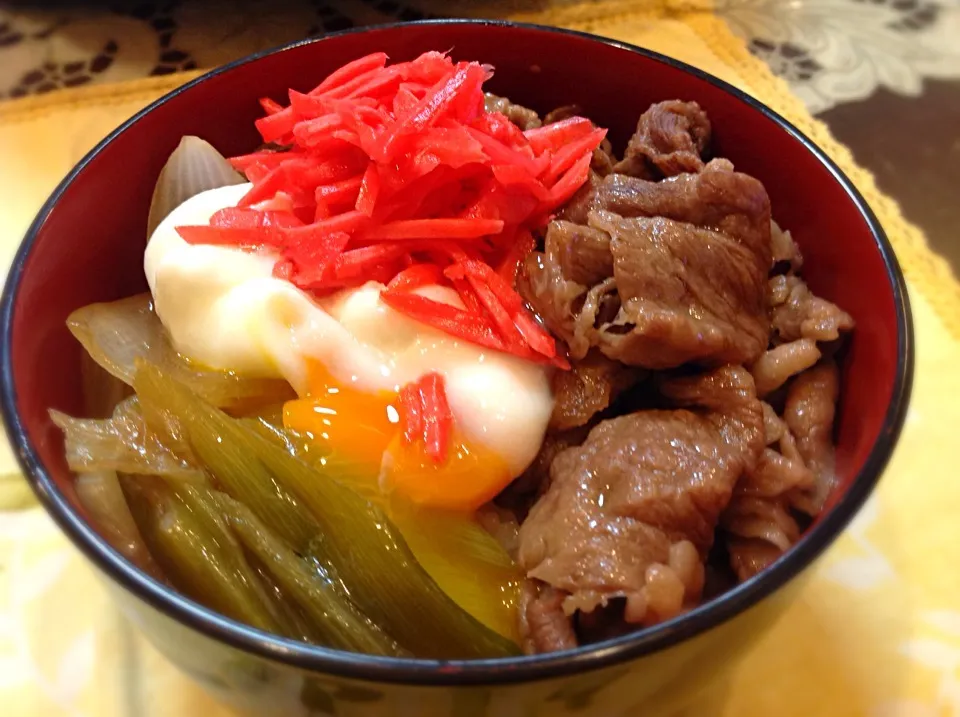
[249,434,520,658]
[390,504,522,642]
[174,483,294,624]
[120,476,282,633]
[134,360,520,659]
[248,419,522,640]
[249,559,324,644]
[215,493,406,657]
[135,368,319,552]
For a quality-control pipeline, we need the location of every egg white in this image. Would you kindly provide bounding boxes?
[144,184,554,476]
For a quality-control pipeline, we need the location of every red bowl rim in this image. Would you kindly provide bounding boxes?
[0,19,913,687]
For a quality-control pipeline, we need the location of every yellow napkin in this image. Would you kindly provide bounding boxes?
[2,7,959,717]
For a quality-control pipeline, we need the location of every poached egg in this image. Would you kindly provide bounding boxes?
[144,184,554,510]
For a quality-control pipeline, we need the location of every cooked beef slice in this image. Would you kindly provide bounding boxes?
[483,92,542,130]
[517,366,763,624]
[518,580,579,655]
[612,100,711,179]
[769,275,854,343]
[520,165,772,369]
[549,350,644,431]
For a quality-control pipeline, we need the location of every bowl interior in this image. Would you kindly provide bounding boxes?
[2,21,906,667]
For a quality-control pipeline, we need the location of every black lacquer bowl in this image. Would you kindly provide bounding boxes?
[0,20,912,717]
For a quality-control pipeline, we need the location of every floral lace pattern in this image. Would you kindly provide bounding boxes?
[719,0,960,112]
[1,0,959,112]
[0,1,355,99]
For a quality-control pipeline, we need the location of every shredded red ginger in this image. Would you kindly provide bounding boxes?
[176,50,606,368]
[398,372,453,463]
[173,51,609,461]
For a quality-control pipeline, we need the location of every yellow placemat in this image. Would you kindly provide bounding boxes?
[1,8,958,717]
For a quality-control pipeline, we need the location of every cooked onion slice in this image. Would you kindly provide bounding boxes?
[66,294,293,409]
[50,396,200,478]
[75,470,164,580]
[147,136,245,238]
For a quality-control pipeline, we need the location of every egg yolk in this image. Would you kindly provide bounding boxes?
[282,361,513,511]
[283,363,398,475]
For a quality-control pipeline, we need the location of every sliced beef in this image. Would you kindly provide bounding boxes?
[727,537,784,582]
[722,362,838,581]
[498,425,592,517]
[590,160,770,252]
[612,100,711,179]
[517,225,596,359]
[750,338,821,397]
[784,360,840,513]
[517,366,763,624]
[734,448,814,500]
[576,600,636,643]
[761,401,785,443]
[550,220,613,287]
[730,346,831,584]
[549,350,643,431]
[592,141,617,177]
[724,495,801,548]
[543,105,582,124]
[769,275,854,343]
[575,544,706,641]
[770,220,803,273]
[559,171,603,225]
[592,210,770,368]
[745,400,815,500]
[561,158,754,229]
[483,92,542,130]
[518,580,578,655]
[522,163,773,369]
[760,401,806,466]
